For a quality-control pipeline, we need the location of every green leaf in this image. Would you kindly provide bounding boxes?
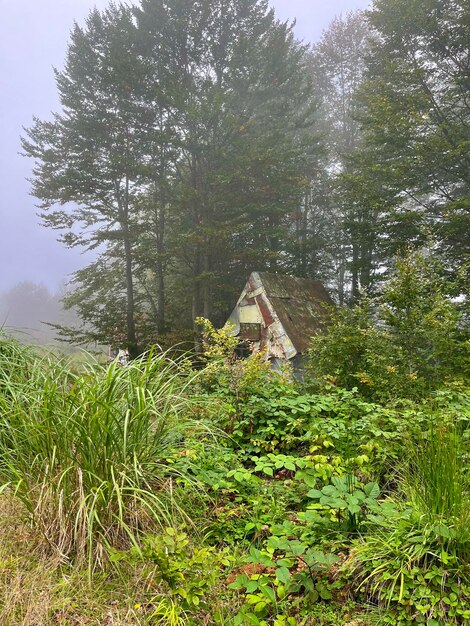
[434,523,452,538]
[275,566,291,584]
[364,482,380,499]
[306,488,322,499]
[246,580,259,593]
[307,588,319,602]
[286,541,306,556]
[228,573,250,590]
[260,584,276,603]
[348,503,361,514]
[276,584,286,600]
[254,600,268,614]
[318,585,333,600]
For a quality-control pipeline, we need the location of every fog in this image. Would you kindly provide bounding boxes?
[0,0,370,340]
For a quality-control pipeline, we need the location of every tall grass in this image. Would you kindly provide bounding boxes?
[405,422,470,547]
[0,337,210,570]
[346,419,470,622]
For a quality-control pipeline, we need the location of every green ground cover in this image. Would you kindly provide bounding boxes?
[0,328,468,625]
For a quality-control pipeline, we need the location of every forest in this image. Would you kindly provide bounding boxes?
[20,0,469,354]
[0,0,468,624]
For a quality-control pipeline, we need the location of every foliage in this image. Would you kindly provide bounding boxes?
[111,527,232,623]
[347,511,470,625]
[349,0,470,276]
[19,0,470,350]
[197,317,298,445]
[0,304,469,624]
[23,0,322,349]
[405,424,470,548]
[309,250,468,400]
[307,475,381,532]
[308,11,372,302]
[228,541,339,624]
[345,423,470,625]
[0,337,209,570]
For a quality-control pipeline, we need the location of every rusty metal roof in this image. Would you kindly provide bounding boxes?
[257,272,334,353]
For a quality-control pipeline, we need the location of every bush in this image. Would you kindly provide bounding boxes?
[308,250,468,401]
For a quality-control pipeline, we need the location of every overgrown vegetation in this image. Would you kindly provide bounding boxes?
[0,343,208,570]
[4,0,470,622]
[308,252,468,400]
[0,253,468,624]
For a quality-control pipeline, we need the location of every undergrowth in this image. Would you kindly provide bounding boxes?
[0,332,468,625]
[0,339,210,570]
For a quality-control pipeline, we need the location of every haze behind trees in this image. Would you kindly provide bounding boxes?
[0,281,80,346]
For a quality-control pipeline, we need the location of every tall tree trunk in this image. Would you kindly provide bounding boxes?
[351,240,360,304]
[155,203,166,335]
[123,226,139,358]
[202,248,211,319]
[337,244,346,306]
[117,177,139,358]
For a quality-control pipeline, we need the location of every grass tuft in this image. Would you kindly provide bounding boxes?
[0,337,210,571]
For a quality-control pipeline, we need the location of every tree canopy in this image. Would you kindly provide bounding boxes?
[22,0,469,351]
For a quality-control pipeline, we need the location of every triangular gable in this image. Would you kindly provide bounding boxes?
[227,271,296,359]
[227,271,332,360]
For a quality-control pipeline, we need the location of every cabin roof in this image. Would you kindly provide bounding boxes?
[256,272,334,353]
[229,271,334,358]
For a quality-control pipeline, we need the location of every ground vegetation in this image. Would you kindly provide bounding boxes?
[0,254,468,625]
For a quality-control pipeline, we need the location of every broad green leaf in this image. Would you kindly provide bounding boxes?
[260,584,276,603]
[364,482,380,499]
[275,566,291,584]
[306,488,322,499]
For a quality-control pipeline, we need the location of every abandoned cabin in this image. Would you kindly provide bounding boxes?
[226,272,334,374]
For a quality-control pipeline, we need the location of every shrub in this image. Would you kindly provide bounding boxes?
[308,250,468,401]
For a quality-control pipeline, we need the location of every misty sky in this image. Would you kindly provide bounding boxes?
[0,0,370,293]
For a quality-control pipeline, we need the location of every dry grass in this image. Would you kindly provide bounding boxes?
[0,495,147,625]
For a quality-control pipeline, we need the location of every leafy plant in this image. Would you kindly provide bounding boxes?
[346,510,470,625]
[228,540,339,624]
[346,424,470,624]
[307,475,381,532]
[308,250,468,401]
